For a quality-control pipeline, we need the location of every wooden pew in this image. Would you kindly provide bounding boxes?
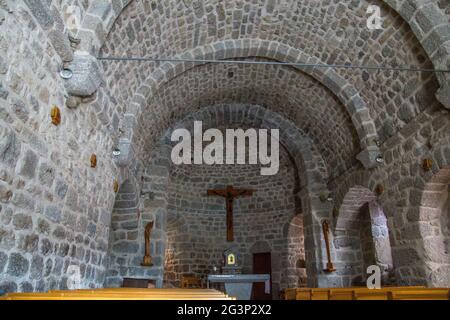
[1,295,230,300]
[284,286,449,301]
[284,288,296,300]
[1,291,229,299]
[50,288,223,295]
[54,288,232,299]
[285,288,334,300]
[388,289,450,300]
[0,288,236,300]
[329,286,426,300]
[285,288,329,301]
[310,289,330,300]
[1,294,234,300]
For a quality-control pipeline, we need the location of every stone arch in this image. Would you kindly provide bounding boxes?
[158,103,334,287]
[414,166,450,287]
[77,1,133,55]
[81,0,448,74]
[158,104,312,294]
[333,185,394,286]
[126,39,379,158]
[335,186,377,231]
[332,170,375,214]
[386,143,450,286]
[383,0,450,106]
[77,0,449,103]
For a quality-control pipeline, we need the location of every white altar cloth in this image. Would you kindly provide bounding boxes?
[207,274,270,300]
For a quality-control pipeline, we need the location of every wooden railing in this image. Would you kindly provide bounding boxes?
[284,286,450,300]
[0,288,236,300]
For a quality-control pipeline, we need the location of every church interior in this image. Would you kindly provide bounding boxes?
[0,0,449,301]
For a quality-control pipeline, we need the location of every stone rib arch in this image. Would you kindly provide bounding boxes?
[382,0,450,106]
[70,0,448,108]
[122,39,380,166]
[79,0,449,86]
[22,1,448,113]
[332,170,377,231]
[77,0,133,55]
[335,186,377,232]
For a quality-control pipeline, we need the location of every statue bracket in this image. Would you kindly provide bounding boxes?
[356,146,382,169]
[63,51,104,99]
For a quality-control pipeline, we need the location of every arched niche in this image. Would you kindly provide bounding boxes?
[334,186,394,287]
[105,179,140,287]
[417,166,450,287]
[105,175,166,288]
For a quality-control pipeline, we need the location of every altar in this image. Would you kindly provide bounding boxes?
[207,274,271,300]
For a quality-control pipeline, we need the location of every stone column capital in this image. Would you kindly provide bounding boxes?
[357,146,382,169]
[64,51,103,97]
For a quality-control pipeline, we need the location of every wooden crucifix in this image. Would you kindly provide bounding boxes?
[207,185,254,242]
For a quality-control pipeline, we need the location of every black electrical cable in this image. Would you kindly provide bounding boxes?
[97,56,450,74]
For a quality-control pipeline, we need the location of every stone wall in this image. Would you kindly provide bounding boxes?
[330,106,450,287]
[0,1,120,293]
[285,214,307,288]
[163,141,305,298]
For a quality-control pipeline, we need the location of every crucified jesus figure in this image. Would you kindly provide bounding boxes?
[207,185,254,242]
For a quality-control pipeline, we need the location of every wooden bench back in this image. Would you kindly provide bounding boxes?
[285,286,449,301]
[388,290,450,300]
[0,288,235,301]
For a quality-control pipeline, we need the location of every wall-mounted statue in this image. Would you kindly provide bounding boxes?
[90,154,97,168]
[51,106,61,125]
[141,221,154,267]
